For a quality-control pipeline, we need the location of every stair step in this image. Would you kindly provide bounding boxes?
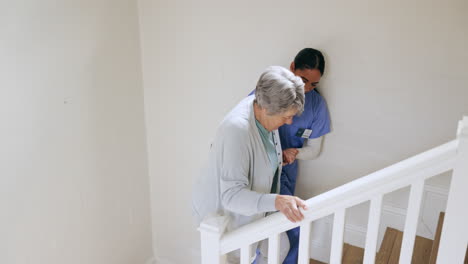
[376,227,399,263]
[309,259,327,264]
[387,229,402,264]
[429,212,445,264]
[377,227,434,264]
[465,247,468,264]
[342,243,364,264]
[309,243,364,264]
[342,243,350,261]
[412,236,434,263]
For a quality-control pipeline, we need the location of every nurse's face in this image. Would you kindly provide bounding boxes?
[290,62,322,92]
[267,108,298,131]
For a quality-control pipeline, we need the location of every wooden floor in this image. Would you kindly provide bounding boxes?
[374,227,434,264]
[310,259,327,264]
[429,212,445,264]
[309,243,364,264]
[342,243,364,264]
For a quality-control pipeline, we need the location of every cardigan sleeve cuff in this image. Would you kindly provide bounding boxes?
[257,193,277,212]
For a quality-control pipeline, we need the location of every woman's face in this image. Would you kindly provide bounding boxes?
[265,108,298,131]
[290,64,322,92]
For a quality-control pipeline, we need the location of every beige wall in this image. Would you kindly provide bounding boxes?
[139,0,468,263]
[0,1,153,263]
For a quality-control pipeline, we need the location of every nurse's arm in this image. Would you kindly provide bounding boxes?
[296,136,323,160]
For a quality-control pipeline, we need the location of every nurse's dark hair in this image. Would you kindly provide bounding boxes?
[294,48,325,76]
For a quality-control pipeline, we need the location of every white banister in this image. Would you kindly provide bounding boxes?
[330,208,346,264]
[199,118,468,264]
[363,194,383,264]
[219,140,456,254]
[437,116,468,263]
[199,215,228,264]
[268,233,280,264]
[399,179,425,263]
[240,245,251,264]
[298,221,311,264]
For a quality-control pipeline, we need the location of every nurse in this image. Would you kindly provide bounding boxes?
[280,48,331,264]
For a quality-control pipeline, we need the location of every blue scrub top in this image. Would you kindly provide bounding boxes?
[248,89,330,195]
[278,90,331,195]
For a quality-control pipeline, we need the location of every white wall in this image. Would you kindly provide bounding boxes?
[0,1,153,264]
[137,0,468,263]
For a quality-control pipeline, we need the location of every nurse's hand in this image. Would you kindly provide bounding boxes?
[275,195,308,223]
[283,148,299,165]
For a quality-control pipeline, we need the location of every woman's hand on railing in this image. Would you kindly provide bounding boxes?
[275,195,308,223]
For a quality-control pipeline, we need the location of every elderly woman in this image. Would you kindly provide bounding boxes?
[192,66,307,263]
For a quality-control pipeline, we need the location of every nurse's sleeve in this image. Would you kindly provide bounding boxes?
[296,136,323,160]
[296,94,330,160]
[309,95,331,139]
[218,128,277,216]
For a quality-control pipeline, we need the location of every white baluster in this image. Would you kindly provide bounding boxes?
[438,116,468,263]
[240,245,251,264]
[199,214,228,264]
[298,221,311,264]
[330,209,346,264]
[363,195,383,264]
[268,233,280,264]
[399,179,425,263]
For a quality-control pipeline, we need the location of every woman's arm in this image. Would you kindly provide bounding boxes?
[218,126,277,216]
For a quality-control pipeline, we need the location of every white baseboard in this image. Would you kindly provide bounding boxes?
[310,241,331,263]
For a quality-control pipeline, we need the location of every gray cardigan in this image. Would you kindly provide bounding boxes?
[192,95,283,232]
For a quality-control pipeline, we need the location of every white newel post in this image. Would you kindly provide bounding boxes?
[199,214,228,264]
[437,116,468,264]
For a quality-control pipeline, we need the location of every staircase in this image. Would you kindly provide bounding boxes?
[198,117,468,264]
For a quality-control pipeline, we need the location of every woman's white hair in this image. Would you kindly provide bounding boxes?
[255,66,305,115]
